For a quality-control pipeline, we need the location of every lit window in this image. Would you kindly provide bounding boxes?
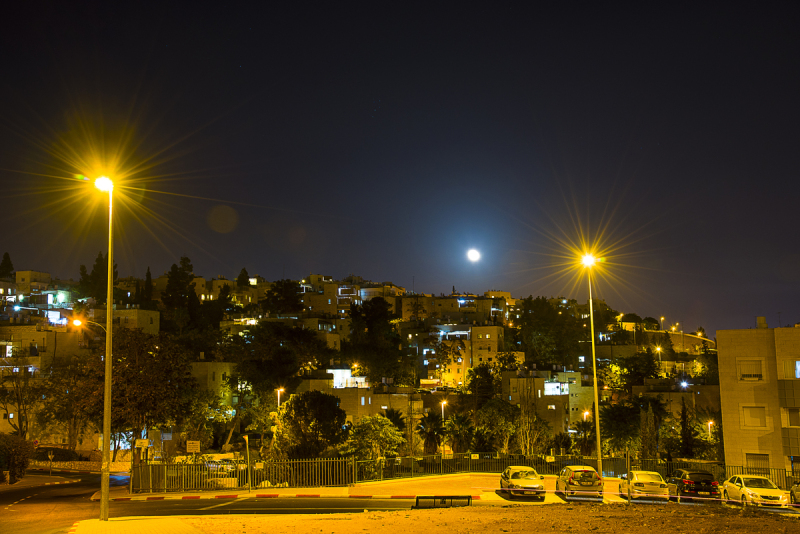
[486,334,491,339]
[361,397,365,406]
[548,405,556,410]
[579,356,585,363]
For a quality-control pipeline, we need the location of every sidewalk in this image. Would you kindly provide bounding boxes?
[91,473,503,502]
[0,473,82,492]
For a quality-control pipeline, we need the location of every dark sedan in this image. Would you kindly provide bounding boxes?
[665,469,720,503]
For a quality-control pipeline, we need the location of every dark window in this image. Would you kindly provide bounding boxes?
[790,408,800,427]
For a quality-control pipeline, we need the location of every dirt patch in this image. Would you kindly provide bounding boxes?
[182,502,800,533]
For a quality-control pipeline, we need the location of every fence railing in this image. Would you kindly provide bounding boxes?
[130,453,800,493]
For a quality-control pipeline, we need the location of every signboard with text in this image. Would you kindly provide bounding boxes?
[135,439,150,449]
[186,440,201,453]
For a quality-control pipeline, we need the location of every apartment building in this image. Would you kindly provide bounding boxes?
[718,318,800,471]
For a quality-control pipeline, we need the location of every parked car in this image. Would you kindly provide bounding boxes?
[555,465,603,498]
[791,480,800,505]
[665,469,720,503]
[722,475,789,508]
[499,466,546,500]
[618,471,669,501]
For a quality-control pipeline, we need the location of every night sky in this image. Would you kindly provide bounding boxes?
[1,3,799,338]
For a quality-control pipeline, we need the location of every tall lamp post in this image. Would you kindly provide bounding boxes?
[94,176,114,522]
[277,388,284,407]
[441,400,447,420]
[582,254,603,477]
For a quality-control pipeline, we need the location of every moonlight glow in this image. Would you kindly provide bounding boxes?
[467,249,480,262]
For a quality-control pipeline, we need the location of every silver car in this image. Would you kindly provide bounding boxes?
[618,471,669,501]
[555,465,603,498]
[500,466,546,499]
[722,475,789,508]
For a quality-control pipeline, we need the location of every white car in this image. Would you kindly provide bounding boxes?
[722,475,789,508]
[618,471,669,501]
[500,466,546,499]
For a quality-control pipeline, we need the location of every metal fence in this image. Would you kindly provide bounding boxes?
[131,453,800,493]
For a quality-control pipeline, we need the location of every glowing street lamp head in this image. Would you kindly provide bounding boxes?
[581,254,596,267]
[441,400,447,406]
[467,249,480,262]
[94,176,114,192]
[655,346,662,352]
[73,319,82,326]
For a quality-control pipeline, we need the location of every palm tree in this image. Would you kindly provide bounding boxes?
[572,419,595,456]
[382,408,406,432]
[415,412,444,454]
[444,414,475,453]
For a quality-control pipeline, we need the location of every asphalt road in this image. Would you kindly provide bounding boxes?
[0,474,414,534]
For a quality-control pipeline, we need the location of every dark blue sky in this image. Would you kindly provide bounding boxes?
[1,2,799,337]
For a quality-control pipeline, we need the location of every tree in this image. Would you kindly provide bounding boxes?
[278,390,346,458]
[0,434,35,483]
[679,397,695,458]
[76,328,200,460]
[262,279,303,315]
[161,256,195,310]
[236,268,250,287]
[549,432,572,455]
[465,363,499,410]
[382,408,406,433]
[599,402,640,455]
[0,252,13,278]
[78,252,118,303]
[515,383,550,455]
[343,298,413,385]
[642,317,660,330]
[640,405,657,459]
[0,349,42,438]
[571,419,595,456]
[517,296,582,368]
[37,355,93,451]
[444,414,474,453]
[475,399,519,453]
[338,415,405,460]
[415,412,444,454]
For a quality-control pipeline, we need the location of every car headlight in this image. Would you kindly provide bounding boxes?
[780,494,789,502]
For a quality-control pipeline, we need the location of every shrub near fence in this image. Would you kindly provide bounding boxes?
[130,453,800,493]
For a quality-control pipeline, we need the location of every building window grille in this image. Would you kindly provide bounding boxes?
[738,360,763,381]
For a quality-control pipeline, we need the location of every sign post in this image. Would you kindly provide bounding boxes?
[47,450,54,476]
[243,435,251,492]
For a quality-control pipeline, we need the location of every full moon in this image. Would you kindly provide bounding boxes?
[467,249,481,262]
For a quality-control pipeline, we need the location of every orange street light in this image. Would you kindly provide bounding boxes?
[277,388,284,407]
[441,400,447,420]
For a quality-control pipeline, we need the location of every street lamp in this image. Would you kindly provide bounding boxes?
[581,253,603,477]
[583,411,590,422]
[707,421,714,440]
[441,400,447,420]
[92,176,114,522]
[277,388,284,407]
[660,317,664,330]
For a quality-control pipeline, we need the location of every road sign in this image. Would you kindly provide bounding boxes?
[135,439,150,449]
[546,456,555,463]
[186,440,201,453]
[47,451,54,461]
[471,454,479,460]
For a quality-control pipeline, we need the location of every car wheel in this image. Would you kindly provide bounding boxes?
[741,496,748,507]
[723,490,729,503]
[791,491,796,505]
[507,490,514,500]
[619,485,624,499]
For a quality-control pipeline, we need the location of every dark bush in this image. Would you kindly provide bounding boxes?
[0,434,36,483]
[33,447,85,462]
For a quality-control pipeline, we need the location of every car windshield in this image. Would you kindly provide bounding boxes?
[511,470,537,479]
[687,472,714,482]
[742,478,777,489]
[635,473,663,482]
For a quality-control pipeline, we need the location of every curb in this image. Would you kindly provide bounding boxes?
[29,468,129,475]
[68,520,80,534]
[93,493,483,501]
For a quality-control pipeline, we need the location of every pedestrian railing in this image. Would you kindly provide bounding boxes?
[130,454,799,493]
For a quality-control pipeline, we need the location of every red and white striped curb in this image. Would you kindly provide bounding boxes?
[67,520,80,533]
[43,480,81,486]
[95,493,482,501]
